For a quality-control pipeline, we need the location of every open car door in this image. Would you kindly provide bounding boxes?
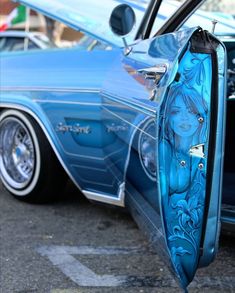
[155,29,226,288]
[101,20,226,291]
[15,0,227,290]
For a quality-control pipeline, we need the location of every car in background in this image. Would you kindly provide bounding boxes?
[0,0,235,291]
[0,30,55,52]
[0,30,111,52]
[75,34,112,51]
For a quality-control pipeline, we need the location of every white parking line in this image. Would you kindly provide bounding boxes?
[36,245,145,287]
[37,245,235,289]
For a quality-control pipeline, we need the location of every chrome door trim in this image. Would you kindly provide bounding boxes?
[33,99,101,106]
[0,86,100,93]
[83,182,125,207]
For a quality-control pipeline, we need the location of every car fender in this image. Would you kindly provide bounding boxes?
[0,98,83,192]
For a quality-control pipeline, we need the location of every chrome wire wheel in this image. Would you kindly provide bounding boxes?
[0,109,66,202]
[0,110,41,197]
[0,118,35,188]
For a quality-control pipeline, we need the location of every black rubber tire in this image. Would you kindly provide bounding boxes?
[0,109,67,203]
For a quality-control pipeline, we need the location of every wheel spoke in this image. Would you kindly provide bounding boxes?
[0,117,35,189]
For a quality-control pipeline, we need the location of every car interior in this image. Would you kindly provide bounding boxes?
[223,40,235,205]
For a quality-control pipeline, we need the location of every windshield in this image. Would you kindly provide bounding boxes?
[150,0,235,37]
[150,0,186,37]
[182,0,235,35]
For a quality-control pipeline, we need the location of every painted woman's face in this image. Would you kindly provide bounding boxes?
[169,96,199,137]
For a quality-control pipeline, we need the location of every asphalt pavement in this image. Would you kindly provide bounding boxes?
[0,180,235,293]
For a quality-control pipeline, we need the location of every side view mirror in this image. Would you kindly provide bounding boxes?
[109,4,136,37]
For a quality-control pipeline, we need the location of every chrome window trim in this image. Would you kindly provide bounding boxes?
[0,87,100,93]
[34,99,101,106]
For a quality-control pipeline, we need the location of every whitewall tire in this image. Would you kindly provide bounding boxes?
[0,109,66,202]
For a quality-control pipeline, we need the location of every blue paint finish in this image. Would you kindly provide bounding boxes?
[0,48,124,195]
[98,27,225,289]
[0,28,227,290]
[0,4,228,289]
[38,91,123,195]
[99,28,208,289]
[157,35,226,288]
[0,46,131,196]
[0,48,119,89]
[158,56,212,287]
[0,94,73,185]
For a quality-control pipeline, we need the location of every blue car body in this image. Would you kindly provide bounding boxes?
[0,0,234,291]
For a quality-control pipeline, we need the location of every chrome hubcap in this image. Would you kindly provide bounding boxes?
[0,117,35,189]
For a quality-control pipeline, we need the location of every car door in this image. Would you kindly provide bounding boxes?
[14,0,227,289]
[101,24,227,291]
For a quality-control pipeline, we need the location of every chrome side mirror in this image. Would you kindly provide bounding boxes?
[109,4,136,54]
[109,4,136,36]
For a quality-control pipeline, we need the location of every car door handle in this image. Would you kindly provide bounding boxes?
[137,64,167,81]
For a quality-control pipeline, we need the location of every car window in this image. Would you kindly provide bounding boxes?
[27,40,40,50]
[92,41,112,51]
[150,0,187,38]
[182,0,235,35]
[76,35,112,51]
[34,34,56,48]
[0,36,41,52]
[0,37,25,52]
[150,0,235,37]
[76,35,95,48]
[11,38,26,51]
[0,37,7,51]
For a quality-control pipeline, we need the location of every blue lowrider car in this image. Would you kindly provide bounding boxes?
[0,0,234,291]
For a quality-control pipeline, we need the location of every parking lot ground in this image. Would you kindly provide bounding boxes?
[0,181,235,293]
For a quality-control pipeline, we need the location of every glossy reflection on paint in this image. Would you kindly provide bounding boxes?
[159,48,212,289]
